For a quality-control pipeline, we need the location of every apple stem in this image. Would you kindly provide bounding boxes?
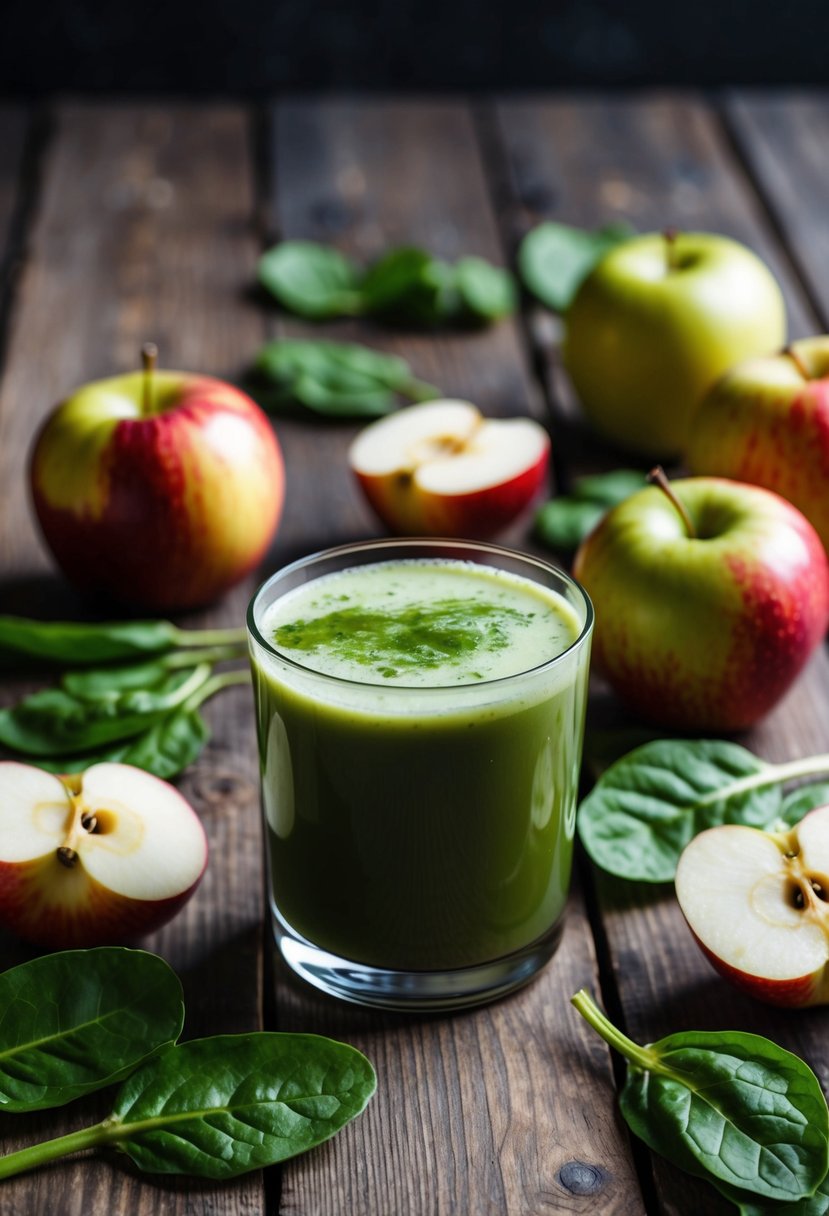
[0,1116,122,1179]
[647,466,697,539]
[141,342,159,417]
[784,344,811,381]
[663,228,680,273]
[571,989,658,1073]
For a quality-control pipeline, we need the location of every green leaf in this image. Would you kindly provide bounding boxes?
[622,1031,829,1203]
[578,739,781,882]
[362,249,458,325]
[518,220,633,313]
[109,1033,376,1178]
[535,469,645,553]
[33,708,211,780]
[253,339,438,419]
[0,617,181,664]
[732,1173,829,1214]
[61,660,175,700]
[777,783,829,829]
[0,665,211,757]
[257,241,363,319]
[0,949,183,1112]
[572,468,647,507]
[455,257,517,320]
[573,991,829,1208]
[535,499,608,553]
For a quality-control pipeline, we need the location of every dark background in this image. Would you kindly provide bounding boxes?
[4,0,829,94]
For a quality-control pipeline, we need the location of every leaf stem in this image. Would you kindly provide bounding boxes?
[170,625,248,649]
[404,377,441,403]
[186,668,251,709]
[0,1117,122,1180]
[163,644,247,669]
[571,989,657,1072]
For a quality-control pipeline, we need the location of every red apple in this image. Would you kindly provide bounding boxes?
[348,399,550,537]
[30,348,285,611]
[687,337,829,556]
[573,475,829,731]
[0,761,207,947]
[676,807,829,1007]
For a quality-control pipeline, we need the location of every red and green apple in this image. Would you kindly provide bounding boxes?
[348,399,550,537]
[573,475,829,731]
[687,336,829,555]
[30,348,285,611]
[564,231,787,458]
[0,761,208,948]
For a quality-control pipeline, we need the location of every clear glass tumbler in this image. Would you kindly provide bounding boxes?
[247,538,593,1011]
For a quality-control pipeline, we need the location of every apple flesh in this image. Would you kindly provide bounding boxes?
[0,762,207,947]
[30,367,285,611]
[573,476,829,731]
[348,399,550,537]
[564,231,786,458]
[676,807,829,1007]
[687,336,829,556]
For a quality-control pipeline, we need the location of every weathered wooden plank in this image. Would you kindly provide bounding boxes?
[268,98,646,1216]
[0,104,266,1216]
[495,94,829,1215]
[0,108,29,299]
[726,90,829,328]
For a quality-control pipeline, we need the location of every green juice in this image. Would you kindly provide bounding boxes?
[249,550,592,985]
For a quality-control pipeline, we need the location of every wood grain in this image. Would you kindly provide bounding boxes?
[0,104,266,1216]
[495,93,829,1215]
[266,97,646,1216]
[725,90,829,328]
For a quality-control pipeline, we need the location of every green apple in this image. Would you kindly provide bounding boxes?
[687,336,829,555]
[563,232,786,457]
[572,475,829,731]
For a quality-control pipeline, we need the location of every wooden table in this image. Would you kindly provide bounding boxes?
[0,92,827,1216]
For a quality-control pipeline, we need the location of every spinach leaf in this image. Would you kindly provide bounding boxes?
[0,617,181,664]
[733,1175,829,1214]
[36,707,210,779]
[535,469,645,553]
[0,665,211,756]
[518,220,633,313]
[0,1033,376,1181]
[363,250,458,325]
[573,990,829,1206]
[578,739,829,882]
[454,256,517,321]
[577,739,781,882]
[258,241,363,319]
[253,338,438,418]
[0,949,183,1112]
[62,659,175,700]
[778,783,829,829]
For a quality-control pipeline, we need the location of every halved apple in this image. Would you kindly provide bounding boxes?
[0,762,208,947]
[348,399,550,537]
[675,807,829,1007]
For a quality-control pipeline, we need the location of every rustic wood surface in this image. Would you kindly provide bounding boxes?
[0,91,826,1215]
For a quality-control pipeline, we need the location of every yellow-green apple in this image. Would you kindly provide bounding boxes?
[676,807,829,1006]
[573,476,829,730]
[348,399,550,537]
[30,349,284,611]
[687,337,829,555]
[564,232,786,458]
[0,761,207,947]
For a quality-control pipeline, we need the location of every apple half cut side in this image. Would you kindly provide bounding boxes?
[348,399,550,538]
[675,808,829,1007]
[0,762,208,948]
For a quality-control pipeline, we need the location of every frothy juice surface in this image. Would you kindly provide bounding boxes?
[250,557,591,972]
[265,559,581,686]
